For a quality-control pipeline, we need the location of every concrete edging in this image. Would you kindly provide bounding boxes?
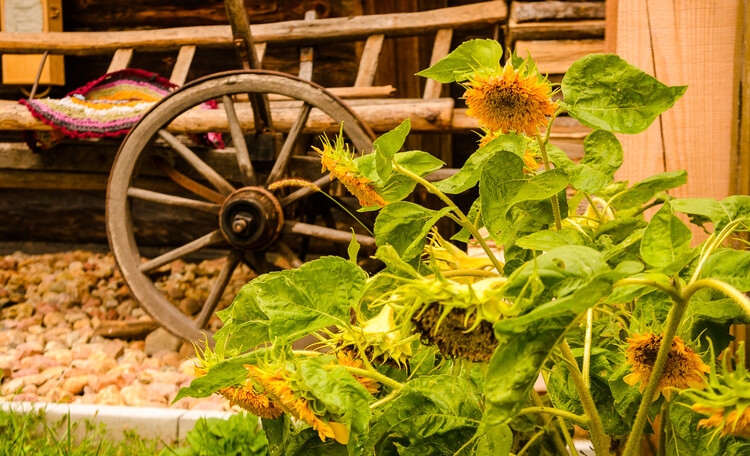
[1,401,234,443]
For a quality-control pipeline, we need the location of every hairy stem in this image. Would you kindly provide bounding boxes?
[583,309,593,389]
[331,364,404,390]
[621,295,689,456]
[560,340,611,456]
[530,390,573,456]
[517,406,590,427]
[684,278,750,318]
[584,193,604,222]
[613,277,683,302]
[516,430,546,456]
[370,389,400,409]
[535,133,563,231]
[657,401,669,456]
[392,161,504,273]
[426,269,502,279]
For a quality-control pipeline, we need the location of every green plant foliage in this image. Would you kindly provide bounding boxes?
[170,412,268,456]
[415,39,503,83]
[560,54,686,134]
[175,38,750,456]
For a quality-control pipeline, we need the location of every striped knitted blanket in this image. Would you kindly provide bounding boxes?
[21,69,177,149]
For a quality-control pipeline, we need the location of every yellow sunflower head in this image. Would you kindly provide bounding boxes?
[312,129,388,208]
[684,342,750,439]
[422,229,495,279]
[464,59,557,137]
[335,351,381,394]
[333,305,413,369]
[247,365,349,445]
[623,333,709,400]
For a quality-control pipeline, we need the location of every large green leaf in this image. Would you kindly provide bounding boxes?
[547,130,623,194]
[640,201,692,268]
[433,134,525,194]
[484,276,616,424]
[373,119,410,159]
[560,54,687,134]
[686,291,750,354]
[699,249,750,291]
[671,195,750,231]
[216,257,367,352]
[415,39,503,83]
[514,228,586,251]
[610,170,687,209]
[374,202,452,260]
[480,152,569,240]
[368,375,482,456]
[356,151,445,204]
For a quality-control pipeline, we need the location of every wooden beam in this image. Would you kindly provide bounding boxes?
[0,2,507,55]
[423,28,453,99]
[515,39,605,75]
[354,34,385,87]
[511,1,605,23]
[106,48,134,73]
[507,19,605,43]
[169,45,196,86]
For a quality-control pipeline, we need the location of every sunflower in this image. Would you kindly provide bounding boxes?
[333,305,413,369]
[623,333,709,400]
[312,130,387,208]
[335,352,380,394]
[191,346,283,419]
[247,365,349,445]
[693,404,750,438]
[423,229,496,277]
[464,60,557,137]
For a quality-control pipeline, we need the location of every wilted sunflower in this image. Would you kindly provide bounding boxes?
[312,130,387,208]
[332,305,412,369]
[247,365,350,445]
[464,60,557,137]
[423,229,496,277]
[390,275,512,362]
[623,333,709,400]
[684,343,750,439]
[191,345,283,419]
[335,352,380,394]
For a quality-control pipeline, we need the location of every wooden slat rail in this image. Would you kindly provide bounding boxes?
[0,2,507,55]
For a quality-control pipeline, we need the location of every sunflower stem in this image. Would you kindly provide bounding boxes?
[657,400,669,456]
[426,269,503,279]
[621,294,689,456]
[516,430,546,456]
[583,308,593,389]
[535,133,563,231]
[369,389,400,409]
[683,278,750,318]
[329,364,404,390]
[557,415,581,456]
[517,405,590,427]
[583,193,604,222]
[560,340,611,456]
[392,161,505,273]
[529,390,571,456]
[613,277,683,302]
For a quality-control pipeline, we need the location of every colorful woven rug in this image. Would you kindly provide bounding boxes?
[20,69,177,150]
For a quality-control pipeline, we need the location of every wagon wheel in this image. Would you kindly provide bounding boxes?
[107,70,376,343]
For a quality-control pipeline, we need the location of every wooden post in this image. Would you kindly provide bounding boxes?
[615,0,742,206]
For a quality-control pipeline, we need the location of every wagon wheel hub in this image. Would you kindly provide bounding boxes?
[219,187,283,250]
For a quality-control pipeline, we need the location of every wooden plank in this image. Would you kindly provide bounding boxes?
[354,34,385,87]
[515,39,605,74]
[507,19,605,42]
[0,1,507,54]
[511,1,605,23]
[423,28,453,99]
[169,45,196,86]
[0,97,455,133]
[106,48,134,73]
[616,0,741,209]
[605,0,618,53]
[255,43,267,63]
[298,10,317,81]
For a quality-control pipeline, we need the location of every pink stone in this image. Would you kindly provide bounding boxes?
[20,355,61,371]
[45,349,73,365]
[120,384,147,406]
[95,385,122,406]
[1,377,25,395]
[62,375,91,395]
[11,368,40,379]
[11,392,38,402]
[16,341,43,359]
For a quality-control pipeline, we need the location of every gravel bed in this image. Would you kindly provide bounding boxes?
[0,250,256,410]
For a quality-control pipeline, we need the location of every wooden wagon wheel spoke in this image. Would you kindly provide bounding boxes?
[158,129,235,196]
[283,220,376,248]
[194,249,242,328]
[266,102,313,186]
[276,241,303,268]
[280,174,331,206]
[139,230,226,274]
[222,95,257,186]
[127,187,221,215]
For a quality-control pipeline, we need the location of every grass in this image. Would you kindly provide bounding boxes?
[0,407,269,456]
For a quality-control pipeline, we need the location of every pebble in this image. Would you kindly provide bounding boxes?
[0,250,254,412]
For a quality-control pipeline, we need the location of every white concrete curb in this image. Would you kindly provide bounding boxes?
[1,402,234,443]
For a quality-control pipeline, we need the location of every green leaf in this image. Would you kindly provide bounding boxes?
[415,39,503,83]
[348,229,360,264]
[671,195,750,231]
[611,171,687,209]
[640,201,692,268]
[451,199,483,243]
[514,228,586,251]
[699,249,750,291]
[606,272,672,304]
[373,119,410,159]
[356,151,445,203]
[667,394,742,456]
[560,54,687,134]
[374,202,452,260]
[484,276,616,423]
[480,152,570,240]
[173,361,249,402]
[217,257,367,351]
[368,375,482,455]
[686,292,750,354]
[572,130,623,193]
[433,134,526,194]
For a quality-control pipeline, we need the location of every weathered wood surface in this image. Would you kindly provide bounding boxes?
[511,1,605,23]
[515,39,605,74]
[0,97,454,133]
[92,319,160,339]
[0,2,507,54]
[508,19,605,42]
